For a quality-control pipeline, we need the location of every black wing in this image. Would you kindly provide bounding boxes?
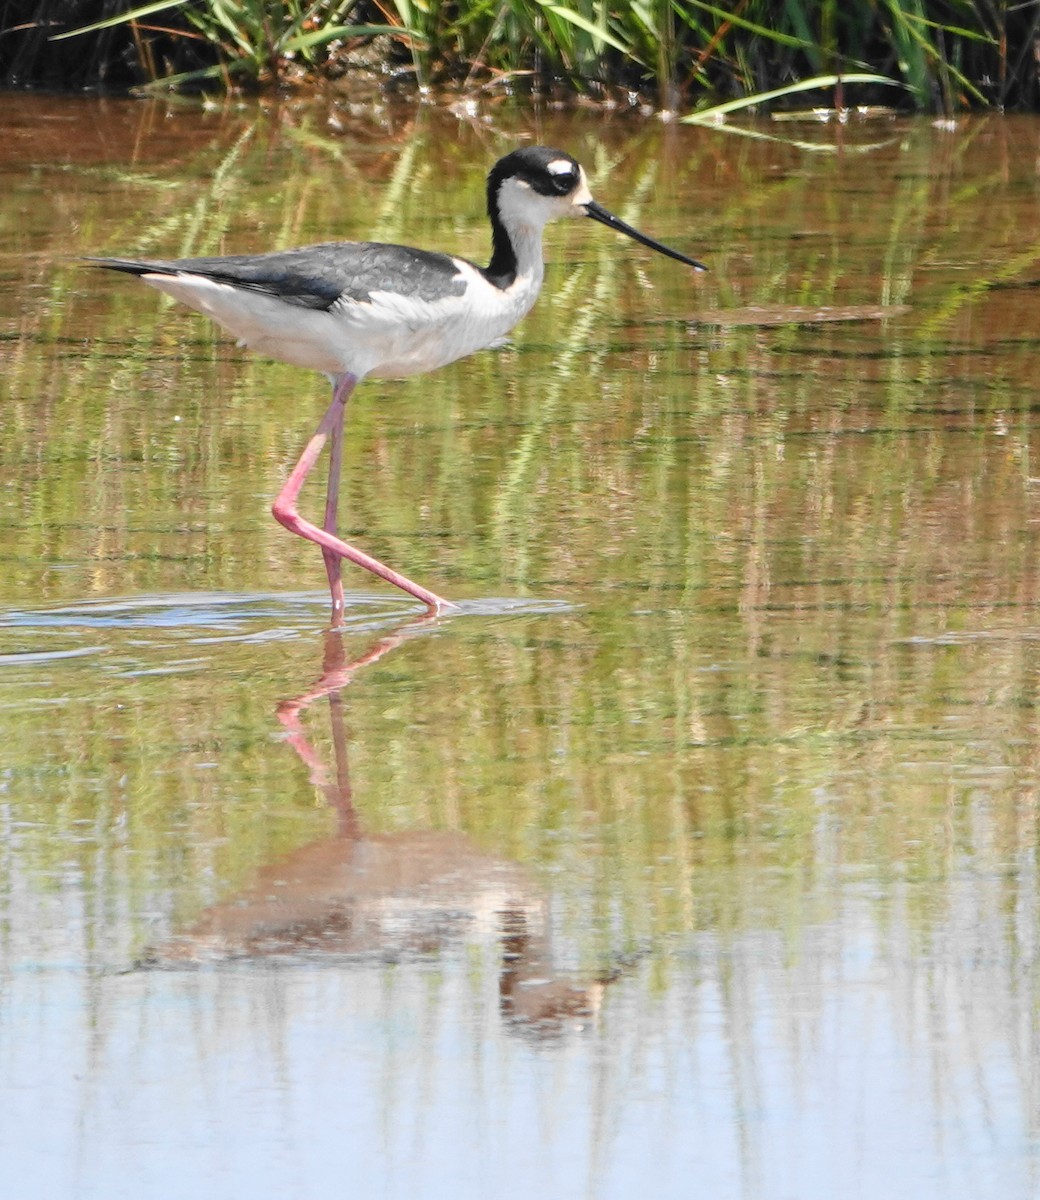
[89,241,469,311]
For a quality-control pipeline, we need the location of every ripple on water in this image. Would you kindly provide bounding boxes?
[0,590,579,680]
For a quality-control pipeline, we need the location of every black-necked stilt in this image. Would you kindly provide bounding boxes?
[91,146,705,618]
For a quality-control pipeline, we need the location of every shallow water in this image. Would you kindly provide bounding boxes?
[4,93,1040,1198]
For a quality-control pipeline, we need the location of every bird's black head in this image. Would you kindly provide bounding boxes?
[483,146,594,286]
[486,146,583,212]
[483,144,707,284]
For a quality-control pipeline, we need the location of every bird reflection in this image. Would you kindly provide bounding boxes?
[148,619,612,1038]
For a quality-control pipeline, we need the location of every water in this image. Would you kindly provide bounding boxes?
[3,93,1040,1198]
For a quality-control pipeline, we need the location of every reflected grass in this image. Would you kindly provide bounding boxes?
[2,588,1037,976]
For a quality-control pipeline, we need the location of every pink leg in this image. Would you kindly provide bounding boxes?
[320,382,346,616]
[272,372,454,616]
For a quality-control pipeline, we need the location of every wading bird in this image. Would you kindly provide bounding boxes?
[92,146,705,618]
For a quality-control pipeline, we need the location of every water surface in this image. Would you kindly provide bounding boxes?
[3,95,1040,1198]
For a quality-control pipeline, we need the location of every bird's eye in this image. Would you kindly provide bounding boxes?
[543,159,579,195]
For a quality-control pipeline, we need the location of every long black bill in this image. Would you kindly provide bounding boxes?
[584,199,707,272]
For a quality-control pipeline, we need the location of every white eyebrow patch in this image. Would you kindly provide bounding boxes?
[547,158,575,175]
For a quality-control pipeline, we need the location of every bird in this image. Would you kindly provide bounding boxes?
[90,146,706,619]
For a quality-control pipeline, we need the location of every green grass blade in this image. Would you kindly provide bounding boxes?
[682,72,909,123]
[900,12,997,45]
[535,1,633,56]
[678,1,815,51]
[50,0,187,40]
[285,22,424,53]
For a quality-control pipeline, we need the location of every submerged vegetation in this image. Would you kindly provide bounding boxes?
[2,1,1039,112]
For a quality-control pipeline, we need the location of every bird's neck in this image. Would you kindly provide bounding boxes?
[484,211,546,293]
